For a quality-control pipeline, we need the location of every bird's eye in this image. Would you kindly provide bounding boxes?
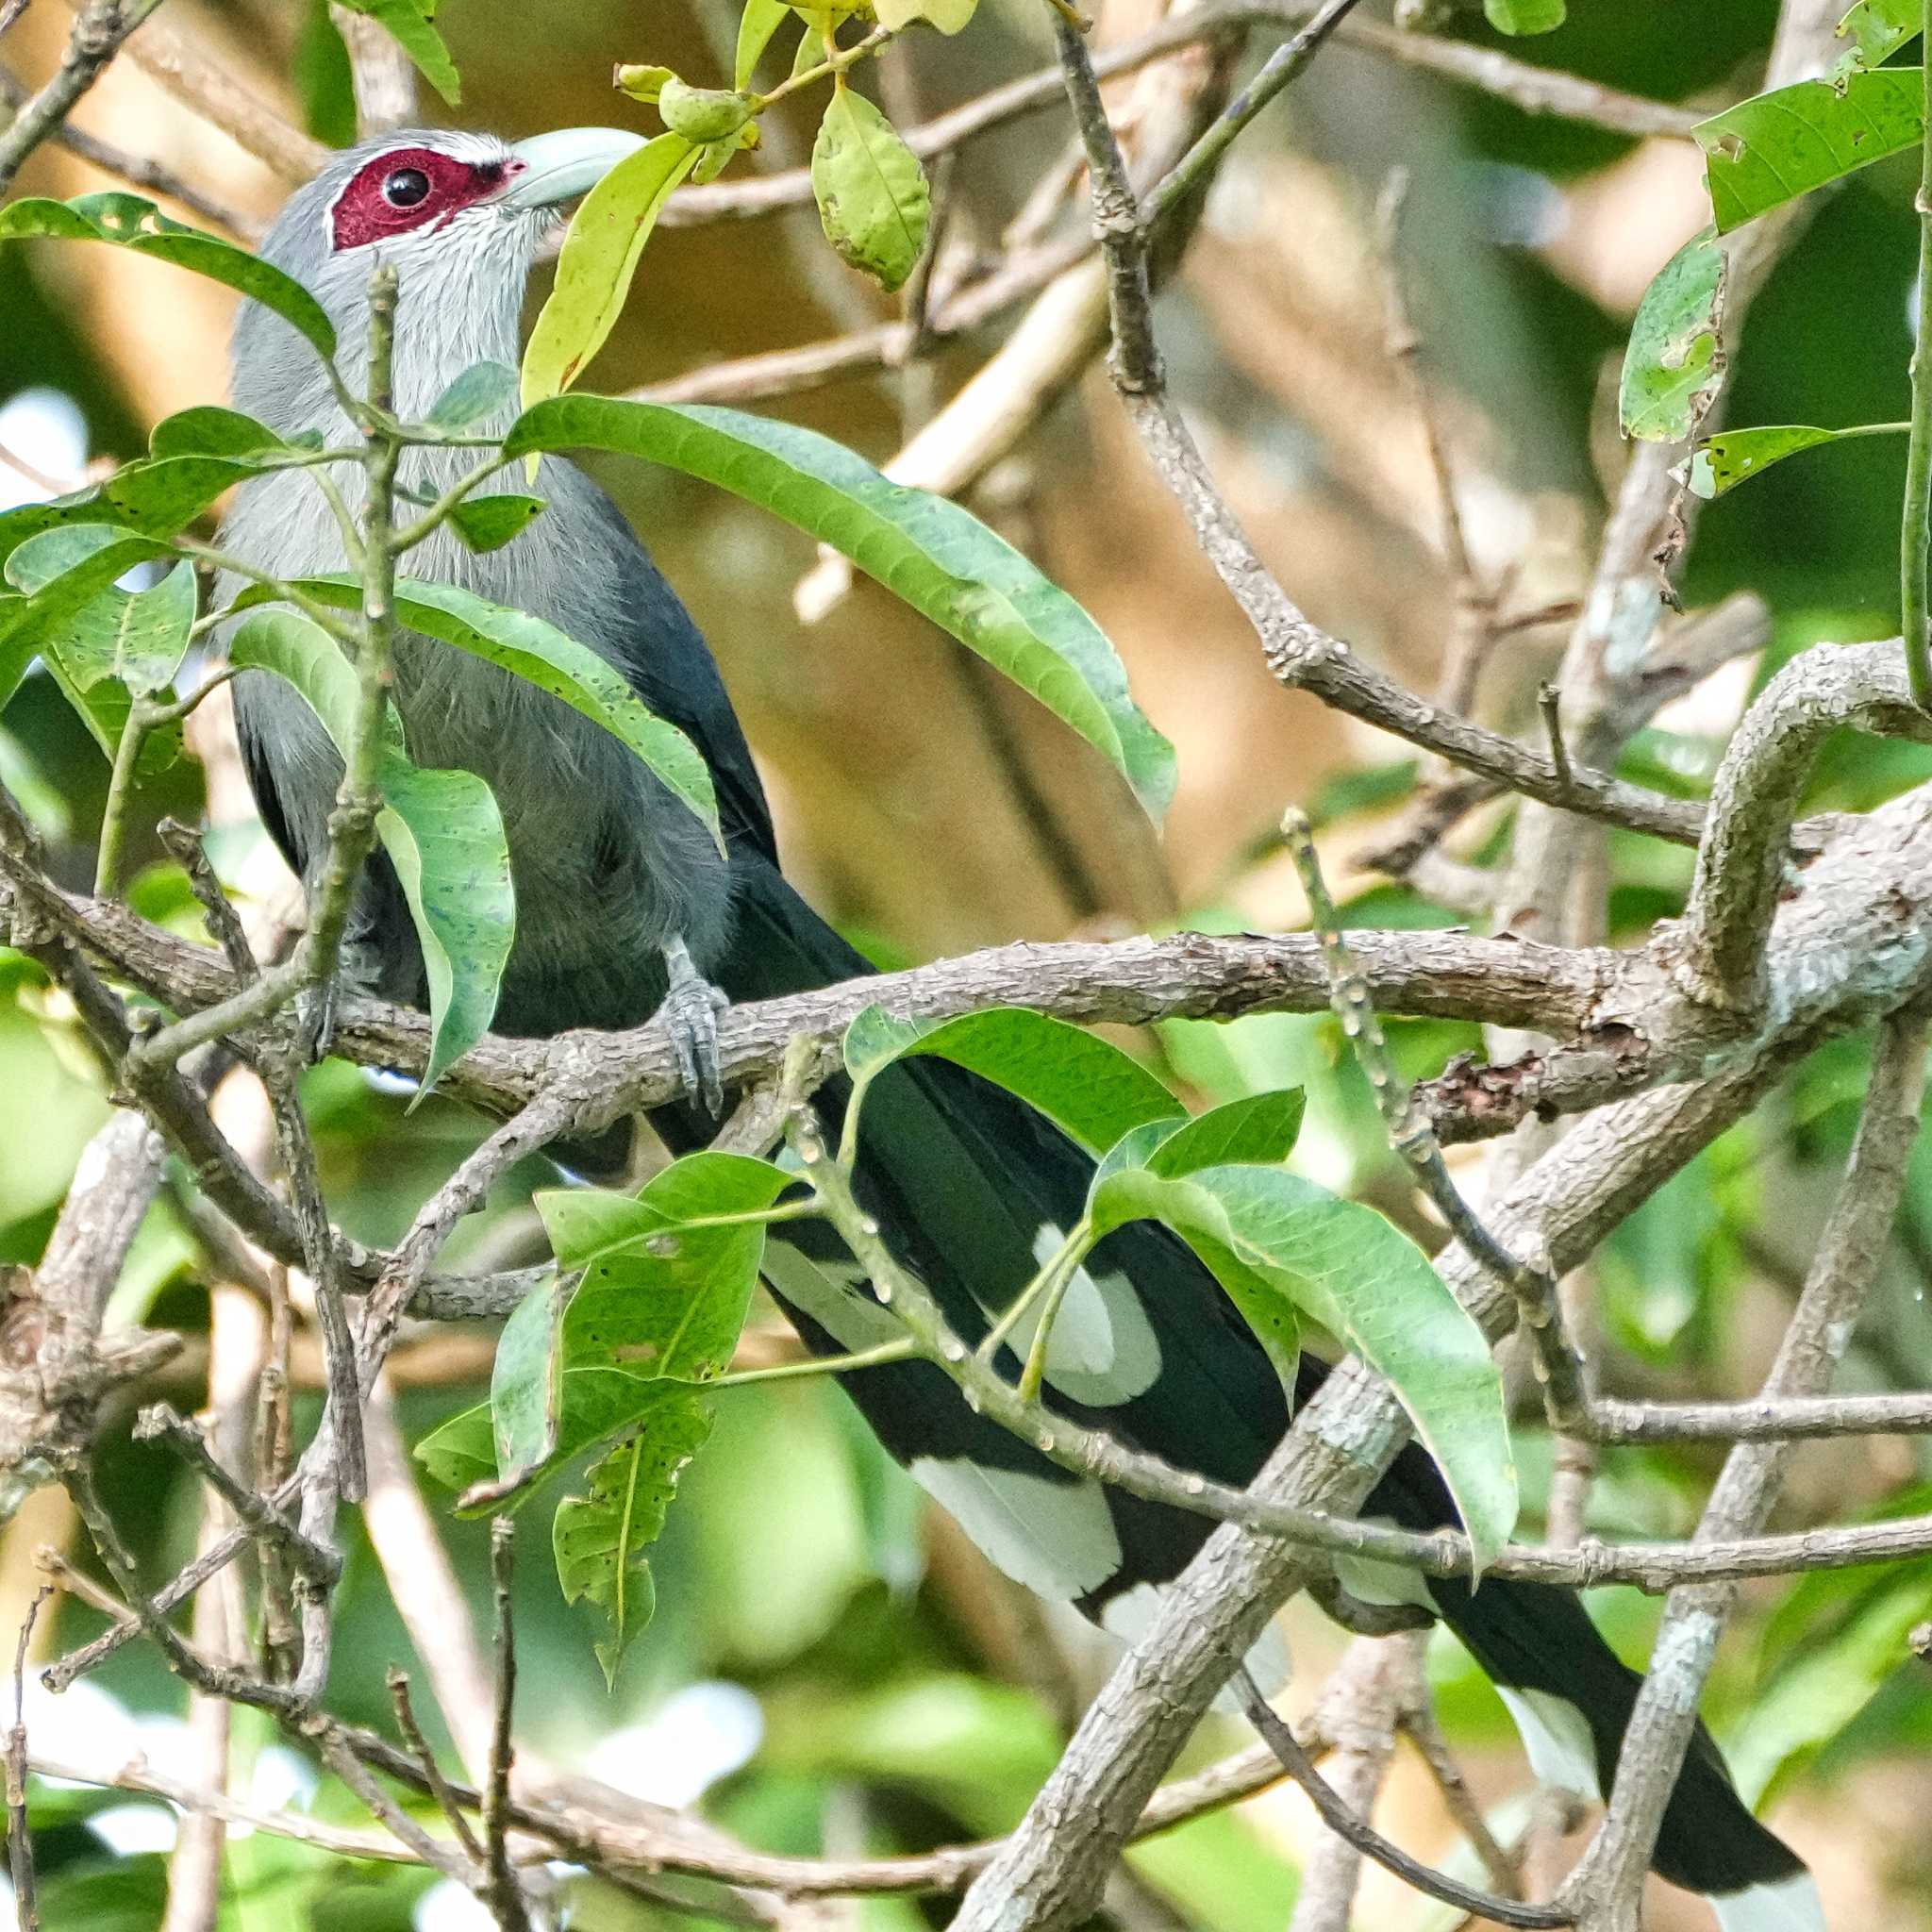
[382,167,431,208]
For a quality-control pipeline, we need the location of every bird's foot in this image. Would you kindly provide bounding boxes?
[293,974,341,1062]
[661,936,729,1120]
[1310,1574,1435,1638]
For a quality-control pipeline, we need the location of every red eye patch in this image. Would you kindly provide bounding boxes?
[329,147,509,252]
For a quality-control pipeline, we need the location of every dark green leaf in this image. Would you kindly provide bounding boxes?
[503,397,1177,819]
[521,134,700,405]
[149,406,317,461]
[425,360,519,432]
[1696,70,1923,232]
[447,492,547,554]
[555,1396,713,1686]
[1089,1164,1515,1568]
[1690,421,1907,498]
[842,1005,1182,1153]
[0,457,263,572]
[811,83,930,291]
[1620,229,1725,441]
[1144,1090,1306,1176]
[0,192,336,359]
[54,558,196,696]
[337,0,461,105]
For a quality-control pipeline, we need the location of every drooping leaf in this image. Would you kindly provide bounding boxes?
[1620,229,1726,442]
[425,360,520,432]
[736,0,793,85]
[336,0,461,105]
[1830,0,1923,83]
[521,134,700,406]
[1690,422,1907,498]
[811,83,930,291]
[0,193,336,360]
[294,0,358,148]
[842,1004,1182,1153]
[1089,1165,1516,1570]
[503,397,1178,819]
[231,574,723,854]
[554,1396,713,1686]
[491,1275,567,1482]
[228,609,513,1086]
[1696,70,1923,232]
[447,492,547,553]
[379,761,515,1091]
[415,1401,497,1491]
[1482,0,1565,31]
[468,1154,793,1511]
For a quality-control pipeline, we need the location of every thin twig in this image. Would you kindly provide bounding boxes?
[6,1589,49,1932]
[0,0,166,200]
[483,1520,533,1932]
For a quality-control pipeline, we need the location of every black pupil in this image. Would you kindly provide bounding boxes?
[383,167,431,208]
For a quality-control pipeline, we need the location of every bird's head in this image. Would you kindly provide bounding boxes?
[235,125,642,429]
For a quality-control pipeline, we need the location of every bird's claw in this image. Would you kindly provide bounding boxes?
[661,939,729,1120]
[293,975,341,1062]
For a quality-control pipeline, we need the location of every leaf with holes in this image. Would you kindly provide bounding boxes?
[555,1395,713,1687]
[1696,69,1923,231]
[503,397,1177,819]
[1621,229,1726,442]
[522,134,700,406]
[812,84,929,291]
[1830,0,1923,83]
[1089,1165,1515,1568]
[1690,421,1907,498]
[844,1006,1183,1153]
[0,193,335,359]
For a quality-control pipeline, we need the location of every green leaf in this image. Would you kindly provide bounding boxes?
[502,397,1177,819]
[874,0,979,32]
[842,1005,1182,1152]
[736,0,792,85]
[54,558,196,697]
[1620,229,1726,442]
[1144,1089,1306,1176]
[415,1402,496,1491]
[791,23,826,77]
[149,406,317,462]
[1482,0,1565,31]
[811,83,929,291]
[469,1154,792,1510]
[555,1397,712,1686]
[1690,421,1907,498]
[425,361,519,432]
[336,0,461,105]
[0,458,263,572]
[521,133,701,407]
[1089,1166,1516,1569]
[491,1275,566,1481]
[229,609,512,1086]
[294,0,358,148]
[0,193,336,360]
[1830,0,1923,83]
[379,760,515,1091]
[1695,70,1923,232]
[447,492,546,553]
[614,64,676,105]
[233,574,723,855]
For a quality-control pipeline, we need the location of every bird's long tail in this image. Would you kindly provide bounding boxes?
[675,862,1819,1927]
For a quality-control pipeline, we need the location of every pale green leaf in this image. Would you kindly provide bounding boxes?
[425,361,519,432]
[1482,0,1565,31]
[736,0,792,85]
[521,133,700,406]
[811,83,929,291]
[1830,0,1922,83]
[1620,229,1725,442]
[1690,421,1907,498]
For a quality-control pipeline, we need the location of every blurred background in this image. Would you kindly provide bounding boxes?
[3,1,1931,1926]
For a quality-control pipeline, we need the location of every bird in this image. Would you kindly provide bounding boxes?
[220,126,1823,1932]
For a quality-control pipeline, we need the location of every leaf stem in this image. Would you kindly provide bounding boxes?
[93,697,157,898]
[1016,1217,1094,1402]
[708,1336,918,1389]
[751,23,892,110]
[1906,20,1932,709]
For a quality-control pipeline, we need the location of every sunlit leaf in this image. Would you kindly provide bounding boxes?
[446,492,547,553]
[1483,0,1565,32]
[336,0,461,105]
[1830,0,1923,83]
[521,133,700,406]
[1690,421,1907,497]
[735,0,792,85]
